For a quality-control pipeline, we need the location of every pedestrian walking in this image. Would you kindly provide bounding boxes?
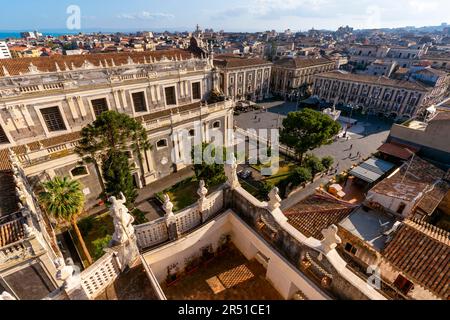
[350,144,353,150]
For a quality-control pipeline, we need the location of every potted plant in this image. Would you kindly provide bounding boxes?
[185,256,201,275]
[165,263,180,287]
[201,245,215,265]
[217,234,231,255]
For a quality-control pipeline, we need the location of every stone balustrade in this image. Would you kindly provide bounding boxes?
[136,187,225,251]
[80,251,122,300]
[0,239,34,268]
[175,205,202,235]
[135,217,169,249]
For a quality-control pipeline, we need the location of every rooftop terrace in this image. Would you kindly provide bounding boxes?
[162,244,283,300]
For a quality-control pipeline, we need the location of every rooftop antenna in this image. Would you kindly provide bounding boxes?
[400,153,415,185]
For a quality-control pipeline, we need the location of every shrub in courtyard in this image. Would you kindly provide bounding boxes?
[321,156,335,170]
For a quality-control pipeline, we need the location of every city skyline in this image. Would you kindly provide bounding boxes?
[0,0,449,33]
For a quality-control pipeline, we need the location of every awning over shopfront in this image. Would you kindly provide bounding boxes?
[377,142,419,161]
[349,157,396,183]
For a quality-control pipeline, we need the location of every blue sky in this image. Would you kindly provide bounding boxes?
[1,0,449,32]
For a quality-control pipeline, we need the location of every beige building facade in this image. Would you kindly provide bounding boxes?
[312,71,435,120]
[272,57,336,98]
[214,55,272,102]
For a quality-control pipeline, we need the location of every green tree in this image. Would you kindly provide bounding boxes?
[280,109,341,165]
[305,154,325,181]
[258,181,274,201]
[39,177,93,265]
[102,151,137,207]
[192,143,226,187]
[290,167,312,187]
[321,156,335,170]
[76,111,151,204]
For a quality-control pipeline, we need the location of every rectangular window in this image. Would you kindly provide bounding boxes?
[132,92,147,113]
[0,125,9,144]
[91,98,109,117]
[394,275,414,295]
[192,82,201,100]
[41,107,66,132]
[165,86,177,106]
[344,243,358,255]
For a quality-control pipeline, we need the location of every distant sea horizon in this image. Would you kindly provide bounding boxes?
[0,30,82,40]
[0,27,194,40]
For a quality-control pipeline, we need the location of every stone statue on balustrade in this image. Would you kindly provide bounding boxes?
[224,153,240,190]
[163,194,179,241]
[320,225,342,254]
[108,192,135,246]
[197,180,209,217]
[54,257,80,291]
[108,192,139,269]
[267,187,282,212]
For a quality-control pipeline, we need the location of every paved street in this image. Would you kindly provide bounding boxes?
[235,100,393,210]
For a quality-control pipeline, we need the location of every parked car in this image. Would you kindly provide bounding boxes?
[238,170,252,179]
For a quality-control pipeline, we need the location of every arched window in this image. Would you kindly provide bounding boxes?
[189,129,195,137]
[71,166,88,178]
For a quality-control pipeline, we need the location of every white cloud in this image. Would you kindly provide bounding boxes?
[408,0,439,12]
[117,11,174,20]
[249,0,329,15]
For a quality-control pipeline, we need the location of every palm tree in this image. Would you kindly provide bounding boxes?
[39,177,93,265]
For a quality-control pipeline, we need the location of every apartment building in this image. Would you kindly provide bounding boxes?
[0,42,12,59]
[214,55,272,102]
[271,57,336,98]
[312,70,436,120]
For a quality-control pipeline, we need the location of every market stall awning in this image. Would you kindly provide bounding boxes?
[349,157,396,183]
[378,142,419,161]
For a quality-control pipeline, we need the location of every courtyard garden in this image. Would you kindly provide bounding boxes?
[155,176,225,212]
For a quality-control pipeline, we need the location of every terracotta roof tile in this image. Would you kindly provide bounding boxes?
[377,142,419,160]
[370,157,446,203]
[214,55,272,69]
[274,57,334,69]
[0,217,25,247]
[285,191,356,239]
[383,220,450,299]
[0,49,194,77]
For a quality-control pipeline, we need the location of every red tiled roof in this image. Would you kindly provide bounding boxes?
[0,49,195,77]
[383,220,450,299]
[0,217,25,247]
[414,181,449,216]
[285,191,356,239]
[378,142,418,160]
[274,57,334,69]
[370,156,446,203]
[214,55,272,69]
